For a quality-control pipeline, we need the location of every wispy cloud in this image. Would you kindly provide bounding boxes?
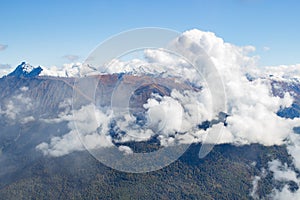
[0,92,34,124]
[0,44,8,51]
[263,46,270,51]
[0,64,11,69]
[63,54,79,62]
[0,63,12,77]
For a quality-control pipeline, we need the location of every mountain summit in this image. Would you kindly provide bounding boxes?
[7,62,43,78]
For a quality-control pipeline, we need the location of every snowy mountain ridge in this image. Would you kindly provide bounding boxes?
[7,62,43,78]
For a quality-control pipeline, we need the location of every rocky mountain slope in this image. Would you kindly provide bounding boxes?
[0,63,299,199]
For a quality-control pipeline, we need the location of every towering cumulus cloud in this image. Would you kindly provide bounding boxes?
[35,29,300,198]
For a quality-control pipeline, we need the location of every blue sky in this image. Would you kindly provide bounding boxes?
[0,0,299,68]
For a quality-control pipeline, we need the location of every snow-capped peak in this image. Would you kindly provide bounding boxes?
[20,62,34,73]
[7,62,43,78]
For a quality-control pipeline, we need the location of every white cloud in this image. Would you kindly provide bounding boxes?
[145,29,298,147]
[271,186,300,200]
[104,53,201,88]
[37,86,213,156]
[37,104,114,157]
[20,116,35,124]
[269,159,300,199]
[118,145,133,155]
[0,93,33,123]
[144,94,183,136]
[250,176,261,199]
[269,160,298,183]
[267,138,300,199]
[262,64,300,81]
[36,131,83,157]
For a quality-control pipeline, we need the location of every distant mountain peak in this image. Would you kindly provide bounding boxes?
[7,62,43,78]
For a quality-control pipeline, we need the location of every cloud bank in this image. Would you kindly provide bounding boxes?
[33,29,300,198]
[36,28,300,151]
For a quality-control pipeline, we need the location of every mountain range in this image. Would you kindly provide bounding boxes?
[0,62,299,199]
